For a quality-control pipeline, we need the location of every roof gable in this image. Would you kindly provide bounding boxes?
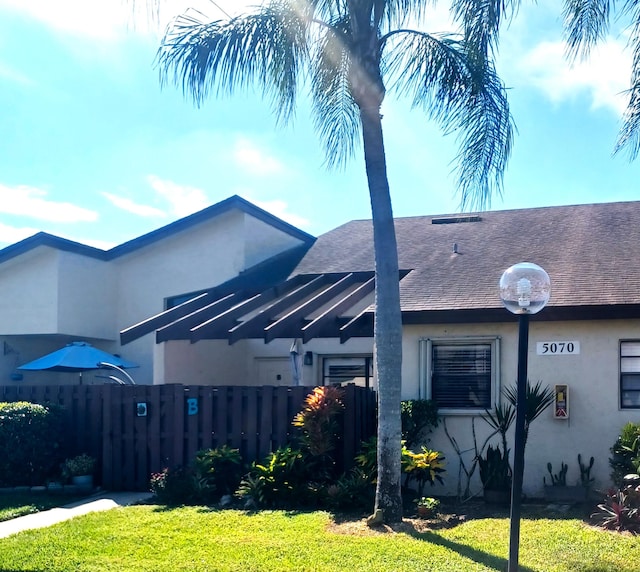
[0,195,315,266]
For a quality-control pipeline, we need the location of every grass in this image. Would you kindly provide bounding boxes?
[0,504,638,571]
[0,492,86,523]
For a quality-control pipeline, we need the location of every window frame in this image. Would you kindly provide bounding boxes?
[419,336,501,415]
[620,340,640,409]
[321,355,374,388]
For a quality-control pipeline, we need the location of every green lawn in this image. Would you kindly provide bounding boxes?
[0,505,637,571]
[0,492,86,523]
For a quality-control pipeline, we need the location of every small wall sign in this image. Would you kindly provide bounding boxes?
[136,402,148,417]
[554,384,569,419]
[536,341,580,355]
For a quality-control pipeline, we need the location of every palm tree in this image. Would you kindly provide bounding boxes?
[154,0,514,523]
[563,0,640,157]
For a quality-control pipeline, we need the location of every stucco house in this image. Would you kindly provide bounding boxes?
[4,196,640,497]
[123,199,640,497]
[0,195,314,386]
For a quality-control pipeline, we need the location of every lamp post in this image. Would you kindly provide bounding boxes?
[499,262,550,572]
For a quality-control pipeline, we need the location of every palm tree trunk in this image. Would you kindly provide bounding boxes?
[359,105,403,523]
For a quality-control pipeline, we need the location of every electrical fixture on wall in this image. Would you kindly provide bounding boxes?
[304,351,313,366]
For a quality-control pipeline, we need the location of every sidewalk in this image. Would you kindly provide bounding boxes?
[0,491,153,538]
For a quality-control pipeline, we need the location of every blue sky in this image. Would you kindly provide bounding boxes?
[0,0,638,249]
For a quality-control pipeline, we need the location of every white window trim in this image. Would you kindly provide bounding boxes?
[419,336,501,415]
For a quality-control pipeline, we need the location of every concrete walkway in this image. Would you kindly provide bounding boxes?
[0,491,153,538]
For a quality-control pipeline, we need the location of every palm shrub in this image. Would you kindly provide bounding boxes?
[0,401,67,486]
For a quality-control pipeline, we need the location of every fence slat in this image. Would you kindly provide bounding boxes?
[1,383,375,491]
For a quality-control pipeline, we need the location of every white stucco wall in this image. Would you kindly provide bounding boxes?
[158,336,374,387]
[57,251,115,339]
[402,319,640,498]
[0,247,60,335]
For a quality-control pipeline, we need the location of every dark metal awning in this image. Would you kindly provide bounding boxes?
[121,270,409,346]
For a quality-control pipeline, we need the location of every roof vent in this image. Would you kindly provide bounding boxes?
[431,215,481,225]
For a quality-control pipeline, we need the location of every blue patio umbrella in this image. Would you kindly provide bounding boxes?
[18,341,137,383]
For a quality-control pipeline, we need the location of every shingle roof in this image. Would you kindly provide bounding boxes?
[122,200,640,345]
[293,200,640,312]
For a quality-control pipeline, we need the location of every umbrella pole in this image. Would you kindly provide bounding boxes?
[79,371,83,385]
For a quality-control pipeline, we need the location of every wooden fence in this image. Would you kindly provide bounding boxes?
[0,383,376,491]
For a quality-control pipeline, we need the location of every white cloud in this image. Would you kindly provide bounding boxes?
[102,191,167,218]
[233,137,286,176]
[0,222,40,246]
[0,184,98,222]
[517,38,631,115]
[0,0,254,41]
[146,175,209,217]
[242,195,310,229]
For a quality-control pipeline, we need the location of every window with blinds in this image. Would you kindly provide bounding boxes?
[621,341,640,408]
[419,337,499,412]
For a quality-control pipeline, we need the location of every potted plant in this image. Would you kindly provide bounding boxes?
[415,496,440,518]
[61,454,96,490]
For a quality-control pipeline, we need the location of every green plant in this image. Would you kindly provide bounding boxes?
[237,446,319,508]
[149,466,197,505]
[400,399,439,447]
[354,436,378,482]
[61,454,96,479]
[324,468,375,510]
[610,421,640,486]
[192,446,243,500]
[0,401,67,486]
[503,380,555,448]
[401,445,445,496]
[544,461,568,487]
[415,496,440,509]
[478,445,511,492]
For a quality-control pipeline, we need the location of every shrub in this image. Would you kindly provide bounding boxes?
[401,445,446,496]
[610,422,640,486]
[292,386,345,458]
[237,446,320,508]
[150,446,244,506]
[0,401,67,486]
[192,446,243,501]
[591,480,640,533]
[150,467,197,505]
[401,399,439,447]
[61,454,96,480]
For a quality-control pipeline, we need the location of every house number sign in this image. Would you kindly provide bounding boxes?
[536,341,580,355]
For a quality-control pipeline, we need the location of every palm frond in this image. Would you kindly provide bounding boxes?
[383,29,513,210]
[451,0,518,57]
[157,4,311,123]
[311,17,361,167]
[615,2,640,158]
[503,380,554,444]
[562,0,612,61]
